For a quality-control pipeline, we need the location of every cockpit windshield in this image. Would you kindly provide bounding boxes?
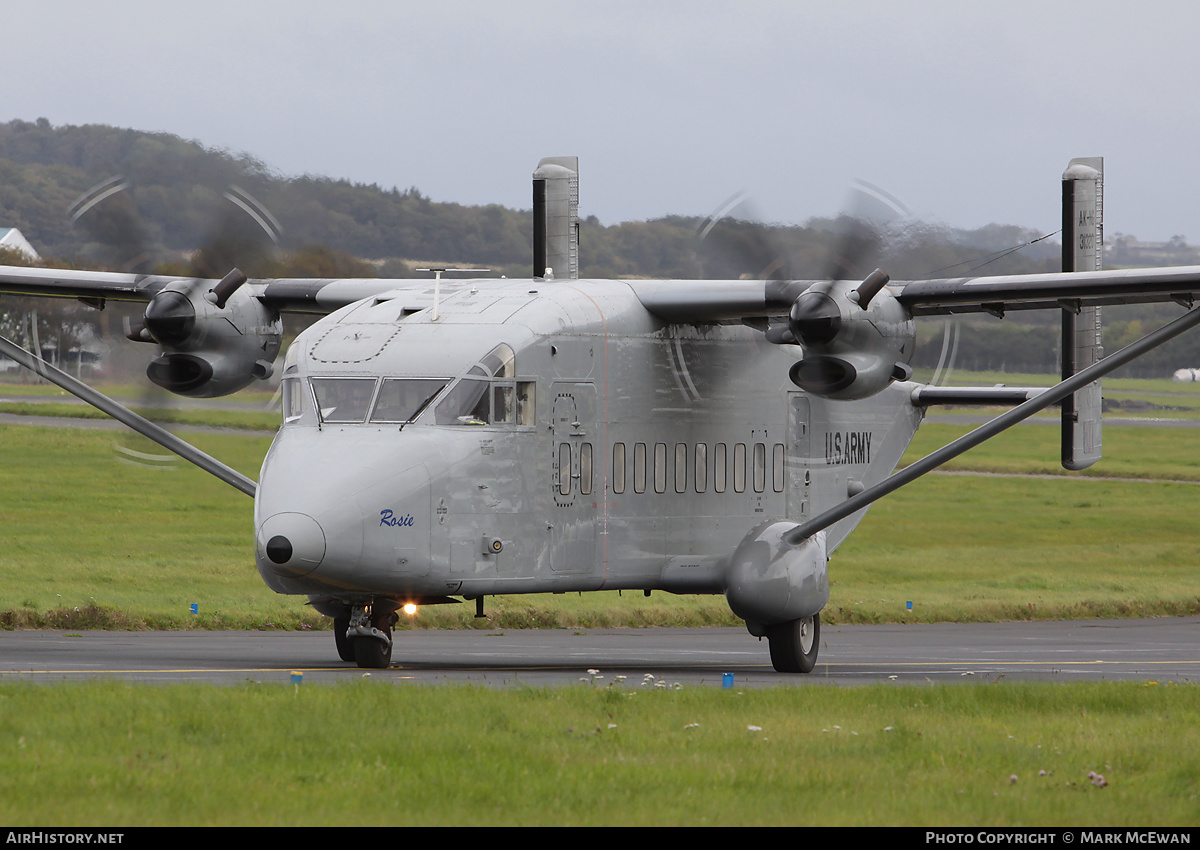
[312,378,376,423]
[308,377,451,424]
[304,344,525,427]
[372,378,448,423]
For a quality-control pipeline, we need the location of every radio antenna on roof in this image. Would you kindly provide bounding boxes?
[415,267,490,322]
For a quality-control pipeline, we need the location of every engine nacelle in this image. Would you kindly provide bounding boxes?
[143,276,281,398]
[786,276,914,400]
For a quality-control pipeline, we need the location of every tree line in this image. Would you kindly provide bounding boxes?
[2,118,1199,377]
[0,118,1063,280]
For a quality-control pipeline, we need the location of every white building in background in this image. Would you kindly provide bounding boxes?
[0,227,39,262]
[0,227,43,374]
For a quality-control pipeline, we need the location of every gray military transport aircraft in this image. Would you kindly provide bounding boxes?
[2,156,1199,672]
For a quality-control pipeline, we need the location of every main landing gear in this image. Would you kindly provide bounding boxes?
[338,603,399,669]
[767,614,820,673]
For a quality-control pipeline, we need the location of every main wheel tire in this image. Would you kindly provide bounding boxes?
[333,616,354,662]
[767,614,820,673]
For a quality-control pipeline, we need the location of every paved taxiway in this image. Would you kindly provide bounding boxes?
[0,617,1195,687]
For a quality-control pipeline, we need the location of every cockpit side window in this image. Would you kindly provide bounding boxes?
[282,377,306,424]
[431,344,532,426]
[480,343,515,379]
[433,375,489,425]
[492,384,514,424]
[516,381,535,425]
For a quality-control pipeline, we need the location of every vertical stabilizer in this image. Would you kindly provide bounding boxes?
[1061,157,1103,470]
[532,157,579,279]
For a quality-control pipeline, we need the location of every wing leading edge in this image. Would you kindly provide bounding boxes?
[0,266,445,314]
[7,263,1200,322]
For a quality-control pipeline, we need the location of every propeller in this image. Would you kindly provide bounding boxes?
[69,176,155,275]
[699,181,917,400]
[69,176,283,465]
[70,176,181,467]
[131,184,279,397]
[696,191,811,282]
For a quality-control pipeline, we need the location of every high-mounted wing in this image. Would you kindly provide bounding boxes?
[0,266,166,304]
[11,263,1198,320]
[629,265,1200,324]
[895,265,1200,315]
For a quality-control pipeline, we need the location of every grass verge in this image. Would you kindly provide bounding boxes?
[0,679,1193,826]
[0,400,279,430]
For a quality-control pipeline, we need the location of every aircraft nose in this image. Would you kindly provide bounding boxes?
[257,512,326,577]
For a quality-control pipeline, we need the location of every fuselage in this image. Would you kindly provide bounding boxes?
[252,278,924,612]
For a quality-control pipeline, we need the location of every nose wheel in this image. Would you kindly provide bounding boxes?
[343,604,398,669]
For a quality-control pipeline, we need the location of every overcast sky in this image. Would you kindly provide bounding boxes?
[5,1,1200,242]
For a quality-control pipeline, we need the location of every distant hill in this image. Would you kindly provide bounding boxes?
[0,118,532,276]
[0,118,1065,281]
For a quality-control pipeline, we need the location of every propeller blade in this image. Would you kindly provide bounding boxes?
[206,268,248,308]
[189,185,279,280]
[853,268,891,307]
[696,192,797,281]
[69,175,154,274]
[122,316,154,344]
[821,180,908,283]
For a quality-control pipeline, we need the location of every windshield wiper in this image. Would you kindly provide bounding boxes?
[399,386,445,431]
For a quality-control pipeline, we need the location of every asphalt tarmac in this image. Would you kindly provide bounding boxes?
[0,617,1195,688]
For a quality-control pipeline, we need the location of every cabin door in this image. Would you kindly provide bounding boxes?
[787,392,812,520]
[549,382,597,573]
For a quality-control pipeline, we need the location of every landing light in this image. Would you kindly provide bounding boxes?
[403,603,418,616]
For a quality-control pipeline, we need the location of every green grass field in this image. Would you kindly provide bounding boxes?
[1,421,1199,629]
[2,396,1200,629]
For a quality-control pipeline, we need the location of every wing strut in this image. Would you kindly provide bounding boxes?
[0,334,257,497]
[784,304,1200,545]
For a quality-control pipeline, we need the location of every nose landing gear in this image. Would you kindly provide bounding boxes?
[343,602,399,669]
